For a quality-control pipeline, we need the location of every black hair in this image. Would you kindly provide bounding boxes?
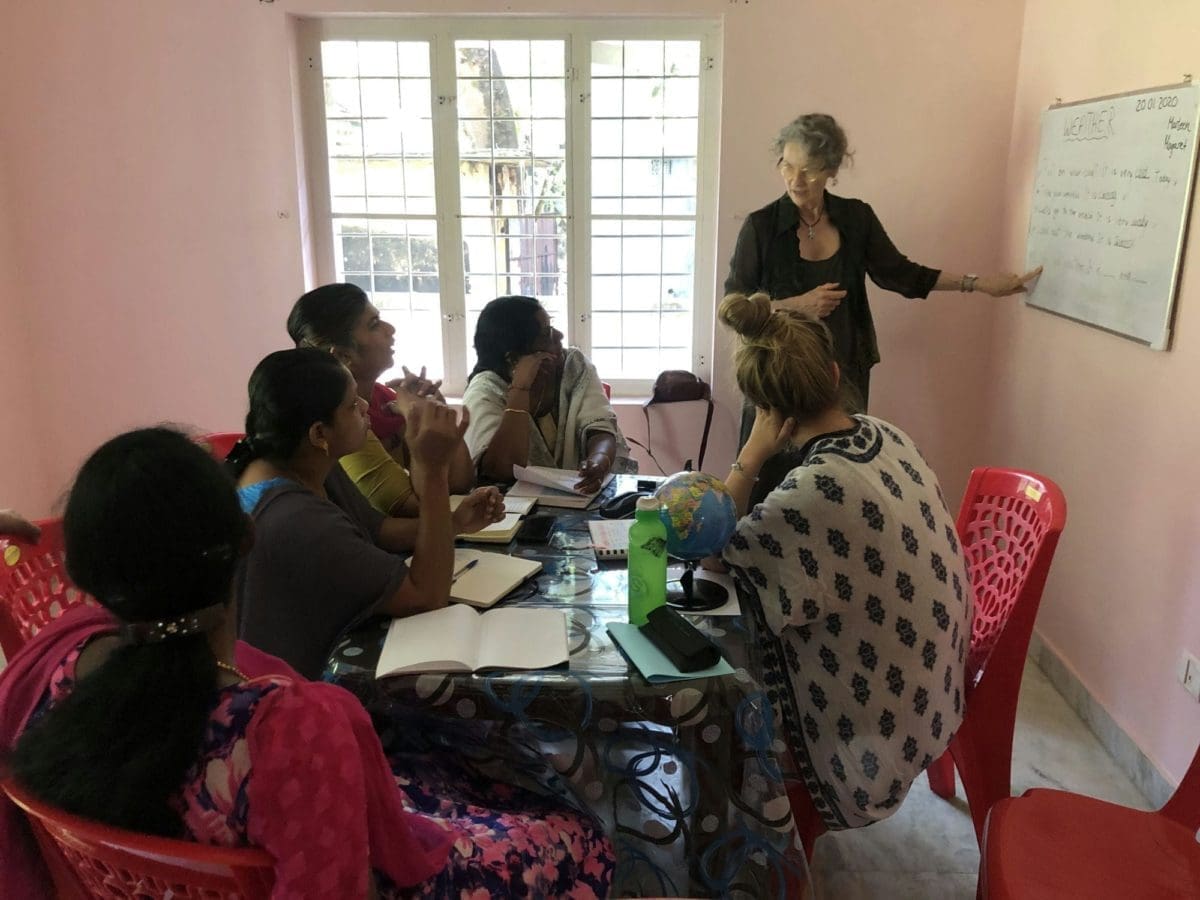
[286,283,369,351]
[9,428,246,837]
[226,348,353,479]
[469,295,544,383]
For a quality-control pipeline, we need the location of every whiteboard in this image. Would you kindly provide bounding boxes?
[1024,82,1200,349]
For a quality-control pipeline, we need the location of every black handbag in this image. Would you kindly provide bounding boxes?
[642,371,714,471]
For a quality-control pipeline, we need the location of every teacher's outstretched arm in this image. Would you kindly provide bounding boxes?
[932,266,1043,297]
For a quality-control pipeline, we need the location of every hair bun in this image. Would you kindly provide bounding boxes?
[718,291,775,340]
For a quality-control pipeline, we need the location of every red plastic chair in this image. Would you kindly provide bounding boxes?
[0,519,97,659]
[3,779,275,899]
[784,467,1067,859]
[198,432,245,462]
[926,467,1067,844]
[979,739,1200,898]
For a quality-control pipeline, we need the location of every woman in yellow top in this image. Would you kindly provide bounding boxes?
[287,284,476,516]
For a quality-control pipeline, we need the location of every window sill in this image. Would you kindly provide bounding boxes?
[444,395,651,405]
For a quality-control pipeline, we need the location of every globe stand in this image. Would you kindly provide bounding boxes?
[665,561,728,612]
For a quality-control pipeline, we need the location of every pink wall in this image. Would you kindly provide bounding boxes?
[0,0,1025,513]
[4,0,1190,797]
[993,0,1200,784]
[2,1,309,511]
[0,97,50,513]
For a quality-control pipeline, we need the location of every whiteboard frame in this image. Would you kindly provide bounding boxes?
[1025,80,1200,350]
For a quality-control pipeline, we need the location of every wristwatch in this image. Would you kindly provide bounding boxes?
[961,274,979,293]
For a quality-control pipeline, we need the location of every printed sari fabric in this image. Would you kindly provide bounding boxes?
[25,633,614,898]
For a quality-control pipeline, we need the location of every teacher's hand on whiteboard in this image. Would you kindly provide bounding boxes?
[777,283,847,318]
[977,266,1043,297]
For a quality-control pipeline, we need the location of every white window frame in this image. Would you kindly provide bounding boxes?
[296,16,721,398]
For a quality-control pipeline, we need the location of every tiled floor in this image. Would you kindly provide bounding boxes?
[808,657,1152,899]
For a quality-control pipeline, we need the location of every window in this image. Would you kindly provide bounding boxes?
[299,19,720,396]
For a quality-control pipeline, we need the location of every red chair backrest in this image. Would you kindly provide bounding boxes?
[198,432,245,463]
[1161,740,1200,829]
[0,519,97,659]
[3,779,275,899]
[956,467,1067,682]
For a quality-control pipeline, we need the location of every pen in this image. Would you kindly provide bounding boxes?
[451,559,479,582]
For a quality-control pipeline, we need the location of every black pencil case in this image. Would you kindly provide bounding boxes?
[639,605,722,672]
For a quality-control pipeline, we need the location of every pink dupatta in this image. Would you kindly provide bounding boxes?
[0,605,451,898]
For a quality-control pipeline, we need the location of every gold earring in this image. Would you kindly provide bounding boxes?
[318,442,329,457]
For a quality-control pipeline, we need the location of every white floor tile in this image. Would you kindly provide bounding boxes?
[810,658,1150,898]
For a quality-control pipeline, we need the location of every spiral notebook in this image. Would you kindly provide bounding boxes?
[588,519,633,560]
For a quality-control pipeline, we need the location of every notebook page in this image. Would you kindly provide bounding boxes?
[588,519,633,559]
[450,549,543,608]
[511,465,583,492]
[477,608,569,671]
[450,494,536,516]
[376,604,481,676]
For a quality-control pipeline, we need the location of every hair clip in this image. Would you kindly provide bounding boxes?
[199,543,235,562]
[120,602,226,645]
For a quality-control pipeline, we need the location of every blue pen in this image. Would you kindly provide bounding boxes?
[451,559,479,582]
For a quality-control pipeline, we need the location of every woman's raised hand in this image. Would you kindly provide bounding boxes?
[509,352,556,391]
[977,266,1043,297]
[387,365,445,402]
[451,487,506,534]
[405,399,469,470]
[386,365,444,417]
[744,407,797,462]
[778,283,847,318]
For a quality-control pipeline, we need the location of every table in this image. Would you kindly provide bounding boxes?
[329,503,809,898]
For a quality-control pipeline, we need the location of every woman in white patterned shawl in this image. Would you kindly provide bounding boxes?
[463,295,631,493]
[715,291,972,834]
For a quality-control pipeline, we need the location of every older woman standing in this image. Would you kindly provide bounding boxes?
[726,113,1040,439]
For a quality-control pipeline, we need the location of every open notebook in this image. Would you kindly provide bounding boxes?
[509,465,614,509]
[376,604,569,676]
[450,494,538,544]
[449,548,542,608]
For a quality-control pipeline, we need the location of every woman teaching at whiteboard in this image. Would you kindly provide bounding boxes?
[725,113,1041,443]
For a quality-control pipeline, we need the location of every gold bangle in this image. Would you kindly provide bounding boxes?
[504,407,532,417]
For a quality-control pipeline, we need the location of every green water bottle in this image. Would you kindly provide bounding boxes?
[628,497,668,626]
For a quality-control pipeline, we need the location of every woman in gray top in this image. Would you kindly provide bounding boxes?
[228,348,502,679]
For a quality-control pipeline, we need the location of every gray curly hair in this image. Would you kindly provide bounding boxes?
[771,113,853,172]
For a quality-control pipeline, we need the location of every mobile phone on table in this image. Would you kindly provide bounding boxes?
[516,514,557,544]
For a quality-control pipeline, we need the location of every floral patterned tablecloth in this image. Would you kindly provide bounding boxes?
[328,511,808,898]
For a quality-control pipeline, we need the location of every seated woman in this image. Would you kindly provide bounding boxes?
[716,291,972,833]
[1,428,614,898]
[287,283,475,515]
[463,295,631,493]
[229,348,502,680]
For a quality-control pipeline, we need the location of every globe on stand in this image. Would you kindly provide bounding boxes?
[653,471,738,612]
